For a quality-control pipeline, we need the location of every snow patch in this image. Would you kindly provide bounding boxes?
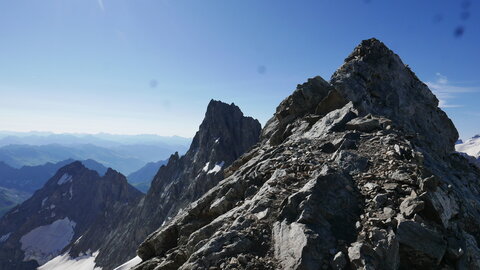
[41,198,49,208]
[0,233,11,243]
[254,208,269,220]
[74,235,83,244]
[39,250,102,270]
[20,217,76,265]
[57,174,73,185]
[207,161,225,174]
[69,185,73,199]
[214,137,220,144]
[456,135,480,158]
[113,256,142,270]
[202,162,210,172]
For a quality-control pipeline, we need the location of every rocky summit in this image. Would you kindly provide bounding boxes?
[132,39,480,270]
[0,161,142,270]
[65,100,262,269]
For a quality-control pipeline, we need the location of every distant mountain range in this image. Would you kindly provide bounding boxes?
[0,132,191,148]
[0,187,30,217]
[0,143,186,175]
[0,132,189,175]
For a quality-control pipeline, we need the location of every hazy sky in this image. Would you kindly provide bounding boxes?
[0,0,478,139]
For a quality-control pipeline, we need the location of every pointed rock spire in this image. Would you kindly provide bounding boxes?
[331,38,458,153]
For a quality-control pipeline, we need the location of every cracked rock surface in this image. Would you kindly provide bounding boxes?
[132,39,480,270]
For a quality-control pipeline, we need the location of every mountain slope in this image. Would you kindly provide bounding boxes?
[132,39,480,270]
[127,160,169,193]
[60,100,262,269]
[0,162,142,270]
[0,187,30,217]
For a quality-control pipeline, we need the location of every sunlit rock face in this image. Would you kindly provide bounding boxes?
[67,100,261,269]
[132,39,480,270]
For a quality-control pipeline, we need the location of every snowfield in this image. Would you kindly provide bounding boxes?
[113,256,142,270]
[456,135,480,158]
[39,250,102,270]
[20,217,76,265]
[207,161,225,174]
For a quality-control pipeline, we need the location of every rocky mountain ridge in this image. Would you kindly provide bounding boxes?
[131,38,480,270]
[0,159,107,217]
[61,100,262,269]
[0,161,142,270]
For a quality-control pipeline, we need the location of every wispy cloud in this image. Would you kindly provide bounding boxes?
[97,0,105,11]
[426,73,478,108]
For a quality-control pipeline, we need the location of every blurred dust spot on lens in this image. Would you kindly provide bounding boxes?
[257,65,266,75]
[460,11,470,20]
[454,26,465,38]
[150,80,158,88]
[461,1,471,10]
[433,14,443,23]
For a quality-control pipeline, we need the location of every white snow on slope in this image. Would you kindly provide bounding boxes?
[0,233,11,243]
[113,256,142,270]
[38,251,102,270]
[41,197,48,207]
[57,174,73,185]
[207,161,225,174]
[456,135,480,158]
[202,162,210,172]
[20,217,76,265]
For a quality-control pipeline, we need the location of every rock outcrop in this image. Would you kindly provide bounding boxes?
[64,100,261,269]
[0,161,142,270]
[132,39,480,270]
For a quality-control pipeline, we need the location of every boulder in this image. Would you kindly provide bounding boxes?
[396,221,447,268]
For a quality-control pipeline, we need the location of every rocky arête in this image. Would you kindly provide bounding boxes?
[133,39,480,270]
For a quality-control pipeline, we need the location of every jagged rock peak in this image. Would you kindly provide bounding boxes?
[191,99,261,157]
[264,38,458,153]
[66,99,262,269]
[343,38,395,63]
[331,38,458,153]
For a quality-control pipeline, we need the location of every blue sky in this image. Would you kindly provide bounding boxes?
[0,0,478,139]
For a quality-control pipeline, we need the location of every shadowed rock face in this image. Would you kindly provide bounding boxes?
[132,39,480,270]
[0,162,142,270]
[66,100,261,269]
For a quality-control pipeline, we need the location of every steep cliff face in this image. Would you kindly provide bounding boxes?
[65,100,261,269]
[133,39,480,270]
[0,161,142,270]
